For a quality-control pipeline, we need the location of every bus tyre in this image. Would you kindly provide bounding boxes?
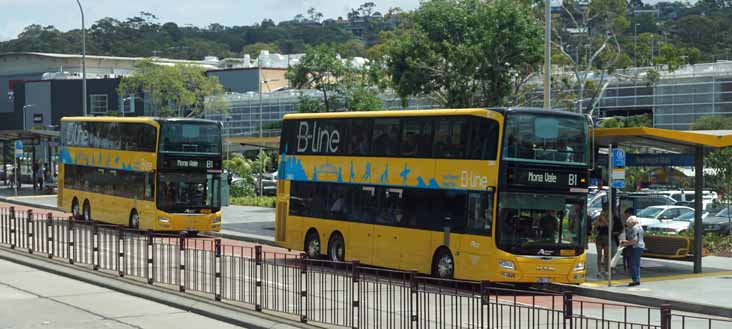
[129,210,140,230]
[71,198,81,220]
[432,248,454,279]
[82,200,91,222]
[328,233,345,262]
[304,230,321,259]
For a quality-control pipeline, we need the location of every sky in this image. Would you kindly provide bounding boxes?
[0,0,422,41]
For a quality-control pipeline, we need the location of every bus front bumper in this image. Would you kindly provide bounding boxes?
[152,211,223,232]
[494,252,587,284]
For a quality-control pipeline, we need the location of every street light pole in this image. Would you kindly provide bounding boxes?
[258,61,263,197]
[543,0,552,109]
[76,0,87,117]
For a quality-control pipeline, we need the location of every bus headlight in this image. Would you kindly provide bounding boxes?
[499,260,515,270]
[574,262,585,272]
[158,217,170,223]
[213,216,222,224]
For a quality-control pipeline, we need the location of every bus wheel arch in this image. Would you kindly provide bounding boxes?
[82,199,91,222]
[71,198,81,220]
[129,209,140,230]
[304,228,321,258]
[327,231,345,262]
[431,247,454,279]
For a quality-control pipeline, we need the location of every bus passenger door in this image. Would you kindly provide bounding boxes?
[348,186,376,264]
[373,188,402,269]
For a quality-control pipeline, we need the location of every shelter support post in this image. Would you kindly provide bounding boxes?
[2,142,6,186]
[693,146,703,274]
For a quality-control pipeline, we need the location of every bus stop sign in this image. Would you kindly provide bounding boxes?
[612,149,625,168]
[14,140,23,159]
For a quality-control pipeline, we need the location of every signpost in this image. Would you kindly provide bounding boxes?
[14,140,22,196]
[607,146,625,286]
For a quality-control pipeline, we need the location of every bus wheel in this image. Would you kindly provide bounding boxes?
[432,248,454,279]
[82,200,91,222]
[129,210,140,230]
[304,230,321,259]
[71,198,81,220]
[328,233,345,262]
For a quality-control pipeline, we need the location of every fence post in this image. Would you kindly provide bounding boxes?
[660,304,671,329]
[146,230,154,284]
[92,222,99,270]
[9,207,15,249]
[46,213,53,259]
[179,233,186,292]
[255,245,263,312]
[299,253,308,324]
[351,260,360,329]
[480,280,491,328]
[26,209,33,254]
[118,228,125,277]
[214,239,222,301]
[68,216,74,264]
[564,291,574,329]
[409,270,418,327]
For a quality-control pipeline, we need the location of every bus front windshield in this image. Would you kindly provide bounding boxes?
[503,113,588,166]
[159,122,221,154]
[157,172,221,212]
[496,192,585,255]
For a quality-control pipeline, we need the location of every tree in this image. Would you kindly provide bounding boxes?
[286,44,347,112]
[241,42,280,57]
[383,0,543,108]
[705,148,732,238]
[117,59,227,117]
[288,44,383,112]
[599,114,651,128]
[307,7,324,23]
[551,0,631,113]
[691,115,732,130]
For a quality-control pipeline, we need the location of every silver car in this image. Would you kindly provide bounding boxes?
[635,205,695,230]
[646,211,708,235]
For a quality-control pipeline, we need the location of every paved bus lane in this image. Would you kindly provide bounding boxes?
[1,198,731,328]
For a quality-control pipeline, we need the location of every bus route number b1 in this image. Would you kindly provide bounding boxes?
[568,174,578,186]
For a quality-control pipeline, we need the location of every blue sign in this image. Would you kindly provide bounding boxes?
[627,154,694,167]
[597,154,695,167]
[14,140,23,159]
[612,149,625,168]
[611,180,625,188]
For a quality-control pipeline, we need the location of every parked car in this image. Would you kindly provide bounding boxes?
[646,210,707,235]
[635,205,694,230]
[587,192,677,223]
[619,193,678,215]
[703,207,732,236]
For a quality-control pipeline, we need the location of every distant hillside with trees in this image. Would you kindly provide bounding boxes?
[0,2,405,59]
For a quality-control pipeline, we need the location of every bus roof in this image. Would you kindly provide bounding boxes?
[283,108,500,120]
[60,116,220,125]
[282,107,587,120]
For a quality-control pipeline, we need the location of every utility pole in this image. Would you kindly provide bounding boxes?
[543,0,552,109]
[76,0,87,116]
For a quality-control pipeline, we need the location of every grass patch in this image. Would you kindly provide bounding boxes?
[230,196,276,208]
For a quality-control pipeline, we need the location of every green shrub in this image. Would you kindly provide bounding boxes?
[230,196,276,208]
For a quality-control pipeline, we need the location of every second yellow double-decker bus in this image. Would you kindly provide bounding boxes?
[275,108,590,283]
[58,117,223,233]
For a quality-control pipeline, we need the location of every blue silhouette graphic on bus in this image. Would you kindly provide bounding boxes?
[349,161,356,182]
[362,163,372,181]
[400,163,411,185]
[379,164,389,184]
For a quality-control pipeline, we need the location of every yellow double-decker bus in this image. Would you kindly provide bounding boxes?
[58,117,223,233]
[274,108,590,284]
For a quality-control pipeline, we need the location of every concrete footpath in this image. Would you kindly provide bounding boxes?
[0,248,313,329]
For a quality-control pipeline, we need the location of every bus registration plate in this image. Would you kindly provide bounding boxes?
[536,277,552,284]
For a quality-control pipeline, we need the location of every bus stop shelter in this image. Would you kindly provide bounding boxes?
[593,127,732,273]
[0,130,60,187]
